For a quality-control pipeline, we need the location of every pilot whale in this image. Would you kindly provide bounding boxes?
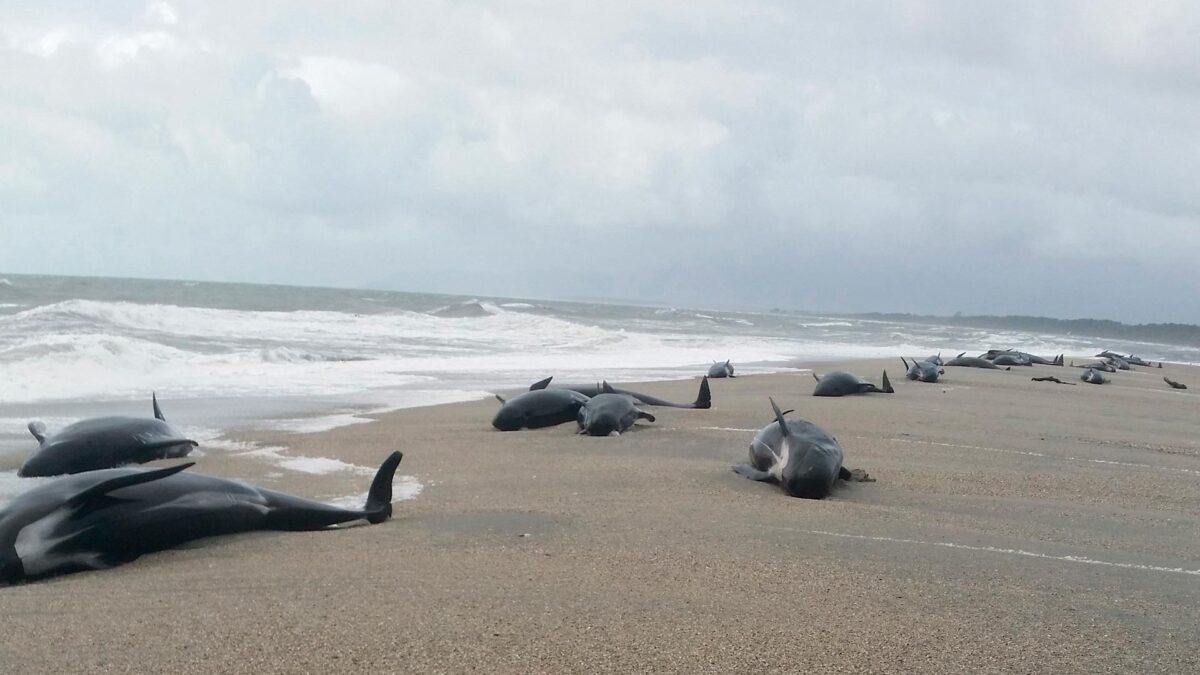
[492,389,589,431]
[708,360,735,378]
[0,452,404,584]
[731,398,868,499]
[529,376,711,409]
[900,357,943,383]
[811,370,893,397]
[575,383,656,436]
[19,394,198,477]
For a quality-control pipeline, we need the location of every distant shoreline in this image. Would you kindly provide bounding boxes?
[824,310,1200,348]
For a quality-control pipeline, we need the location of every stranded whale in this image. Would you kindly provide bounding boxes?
[732,398,868,499]
[811,370,893,397]
[944,353,1007,370]
[0,452,404,584]
[19,394,197,477]
[575,384,656,436]
[901,357,943,383]
[708,360,735,378]
[492,389,590,431]
[529,376,711,409]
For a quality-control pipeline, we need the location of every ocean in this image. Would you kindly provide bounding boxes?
[2,272,1196,480]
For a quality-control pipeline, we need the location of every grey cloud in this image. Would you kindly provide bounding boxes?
[1,0,1198,323]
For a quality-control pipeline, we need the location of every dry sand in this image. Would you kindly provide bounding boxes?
[3,358,1199,673]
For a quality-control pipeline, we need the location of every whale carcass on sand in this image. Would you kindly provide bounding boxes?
[732,397,871,498]
[19,394,197,477]
[0,452,405,584]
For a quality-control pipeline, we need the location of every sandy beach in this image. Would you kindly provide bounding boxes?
[3,357,1198,673]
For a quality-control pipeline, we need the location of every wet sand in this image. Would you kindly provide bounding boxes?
[3,358,1199,673]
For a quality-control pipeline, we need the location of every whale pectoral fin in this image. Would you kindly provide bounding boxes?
[811,372,821,383]
[901,357,910,370]
[839,466,852,480]
[636,409,656,423]
[152,392,166,421]
[66,462,196,513]
[844,467,875,482]
[732,464,775,482]
[27,421,47,445]
[529,377,553,391]
[494,394,507,404]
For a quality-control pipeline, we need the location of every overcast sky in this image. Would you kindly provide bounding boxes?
[1,1,1198,322]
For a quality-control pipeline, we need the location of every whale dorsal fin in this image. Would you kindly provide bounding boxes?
[768,397,790,436]
[601,381,616,394]
[881,370,894,393]
[152,392,166,421]
[67,463,195,512]
[529,377,552,391]
[27,421,47,445]
[957,352,966,358]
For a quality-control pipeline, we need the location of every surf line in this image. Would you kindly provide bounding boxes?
[864,436,1200,477]
[775,527,1200,577]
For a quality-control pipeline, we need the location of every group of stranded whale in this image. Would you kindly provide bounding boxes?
[1,347,1186,585]
[1,395,403,584]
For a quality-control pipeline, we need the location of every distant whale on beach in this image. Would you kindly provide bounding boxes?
[529,376,711,409]
[708,360,735,378]
[811,370,893,396]
[0,452,404,584]
[901,357,943,382]
[492,389,589,431]
[944,354,1008,370]
[732,398,870,498]
[982,350,1062,366]
[19,394,197,477]
[575,384,655,436]
[1080,368,1108,385]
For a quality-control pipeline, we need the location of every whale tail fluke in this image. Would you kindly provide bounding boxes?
[694,376,712,409]
[152,392,165,421]
[881,370,894,393]
[529,377,553,391]
[365,451,403,524]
